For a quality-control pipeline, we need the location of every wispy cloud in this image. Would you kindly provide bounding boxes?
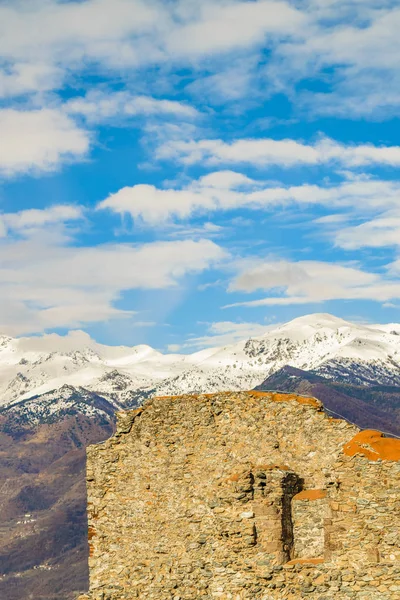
[0,62,63,98]
[165,1,306,57]
[0,217,226,335]
[1,0,400,348]
[1,0,400,120]
[0,205,83,238]
[334,210,400,250]
[156,136,400,168]
[226,259,400,307]
[65,91,199,124]
[181,320,278,349]
[98,170,400,230]
[0,0,160,69]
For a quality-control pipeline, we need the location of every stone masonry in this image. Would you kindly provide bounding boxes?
[78,391,400,600]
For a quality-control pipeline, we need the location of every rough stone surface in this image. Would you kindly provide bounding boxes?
[78,391,400,600]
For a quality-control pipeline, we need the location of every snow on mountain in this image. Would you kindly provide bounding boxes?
[1,314,400,415]
[1,384,118,428]
[238,314,400,372]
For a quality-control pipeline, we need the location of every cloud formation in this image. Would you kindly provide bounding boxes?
[0,205,83,238]
[334,210,400,250]
[98,170,400,229]
[0,217,226,335]
[182,320,278,349]
[1,0,400,120]
[166,1,306,57]
[0,0,159,68]
[65,91,199,124]
[0,108,90,176]
[227,260,400,307]
[1,0,400,348]
[156,137,400,168]
[2,1,400,177]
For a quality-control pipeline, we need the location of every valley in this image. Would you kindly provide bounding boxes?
[0,313,400,599]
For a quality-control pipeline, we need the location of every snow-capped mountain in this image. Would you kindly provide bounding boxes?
[1,384,117,432]
[1,314,400,417]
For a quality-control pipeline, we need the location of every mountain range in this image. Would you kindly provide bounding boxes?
[1,313,400,599]
[2,313,400,421]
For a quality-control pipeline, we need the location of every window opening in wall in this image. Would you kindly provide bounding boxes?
[281,473,303,561]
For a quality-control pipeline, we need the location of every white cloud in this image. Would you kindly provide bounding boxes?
[334,210,400,250]
[300,82,400,121]
[198,170,259,189]
[0,0,306,68]
[285,5,400,118]
[388,259,400,276]
[0,108,90,177]
[162,222,225,241]
[186,56,260,104]
[3,0,400,345]
[0,62,63,98]
[156,136,400,168]
[97,170,275,224]
[166,1,306,57]
[226,259,400,307]
[0,0,300,115]
[0,235,226,335]
[0,205,83,238]
[65,91,199,123]
[0,0,399,121]
[98,170,400,228]
[157,138,318,167]
[0,0,160,67]
[98,184,210,224]
[183,320,278,348]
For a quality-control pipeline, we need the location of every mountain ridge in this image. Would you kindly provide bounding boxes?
[254,365,400,438]
[2,313,400,599]
[2,313,400,415]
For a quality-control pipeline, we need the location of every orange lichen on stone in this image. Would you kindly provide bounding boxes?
[157,392,236,400]
[343,430,400,461]
[84,390,400,600]
[155,390,322,410]
[266,391,321,409]
[293,489,327,501]
[88,526,96,541]
[286,558,324,566]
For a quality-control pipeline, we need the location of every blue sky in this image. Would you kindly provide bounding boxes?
[1,0,400,351]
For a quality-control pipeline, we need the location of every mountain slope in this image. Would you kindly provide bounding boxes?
[1,314,400,413]
[0,408,114,600]
[0,385,119,437]
[255,365,400,437]
[2,312,400,599]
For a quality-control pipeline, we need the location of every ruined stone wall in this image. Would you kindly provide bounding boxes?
[78,391,400,600]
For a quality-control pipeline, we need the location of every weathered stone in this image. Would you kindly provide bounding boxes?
[78,391,400,600]
[240,511,255,519]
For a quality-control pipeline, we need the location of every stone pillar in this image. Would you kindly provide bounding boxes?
[251,468,303,565]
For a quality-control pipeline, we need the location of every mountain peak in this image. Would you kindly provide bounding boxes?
[1,313,400,407]
[276,312,353,331]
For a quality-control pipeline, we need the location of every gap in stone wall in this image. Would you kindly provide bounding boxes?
[281,472,304,561]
